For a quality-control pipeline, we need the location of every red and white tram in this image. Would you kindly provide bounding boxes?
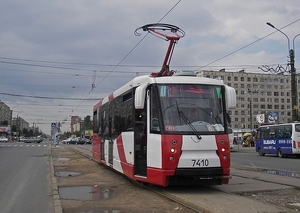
[92,24,236,186]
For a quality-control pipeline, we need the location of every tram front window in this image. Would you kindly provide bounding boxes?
[158,84,225,134]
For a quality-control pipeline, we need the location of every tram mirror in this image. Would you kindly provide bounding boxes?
[225,85,236,109]
[135,82,149,109]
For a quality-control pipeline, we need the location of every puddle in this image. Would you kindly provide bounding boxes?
[78,210,126,213]
[54,166,68,170]
[52,157,70,161]
[59,185,114,201]
[265,169,300,178]
[55,171,81,177]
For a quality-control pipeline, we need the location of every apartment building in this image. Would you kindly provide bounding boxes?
[197,69,300,130]
[0,101,12,125]
[12,117,30,132]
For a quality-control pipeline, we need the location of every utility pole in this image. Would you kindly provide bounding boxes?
[290,49,298,121]
[266,22,299,122]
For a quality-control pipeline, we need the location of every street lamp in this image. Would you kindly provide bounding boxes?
[16,111,23,137]
[267,22,300,122]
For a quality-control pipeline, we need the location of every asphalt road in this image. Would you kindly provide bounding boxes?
[231,146,300,172]
[0,141,53,213]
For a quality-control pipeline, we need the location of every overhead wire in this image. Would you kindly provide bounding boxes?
[92,0,182,91]
[66,0,183,122]
[59,0,182,127]
[195,18,300,71]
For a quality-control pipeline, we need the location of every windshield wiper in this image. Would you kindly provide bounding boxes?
[175,100,202,140]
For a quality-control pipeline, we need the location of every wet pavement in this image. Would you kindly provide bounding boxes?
[55,171,81,177]
[59,185,114,201]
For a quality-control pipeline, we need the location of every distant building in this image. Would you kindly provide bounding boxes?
[12,117,29,132]
[197,70,300,130]
[0,101,12,125]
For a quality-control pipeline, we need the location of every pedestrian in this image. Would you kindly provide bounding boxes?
[53,135,58,147]
[233,137,237,145]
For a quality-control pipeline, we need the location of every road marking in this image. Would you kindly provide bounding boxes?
[0,144,48,147]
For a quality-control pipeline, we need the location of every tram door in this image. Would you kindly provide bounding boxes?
[134,109,147,176]
[108,139,113,165]
[108,117,113,165]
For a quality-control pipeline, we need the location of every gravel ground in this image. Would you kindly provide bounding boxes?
[242,188,300,210]
[51,146,196,213]
[52,146,300,213]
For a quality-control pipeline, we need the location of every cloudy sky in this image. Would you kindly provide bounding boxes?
[1,0,300,134]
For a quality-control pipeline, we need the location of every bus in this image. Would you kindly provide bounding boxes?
[92,23,236,186]
[255,123,300,158]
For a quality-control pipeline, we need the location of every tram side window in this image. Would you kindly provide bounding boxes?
[109,91,134,138]
[111,97,121,137]
[98,107,108,138]
[93,109,99,134]
[150,86,161,133]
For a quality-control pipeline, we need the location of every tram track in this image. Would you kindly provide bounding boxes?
[70,146,205,212]
[135,182,206,213]
[67,145,299,213]
[137,172,300,213]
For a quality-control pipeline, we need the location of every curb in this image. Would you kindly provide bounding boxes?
[50,145,63,213]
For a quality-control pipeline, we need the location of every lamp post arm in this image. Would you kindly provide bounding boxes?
[267,22,291,52]
[293,33,300,53]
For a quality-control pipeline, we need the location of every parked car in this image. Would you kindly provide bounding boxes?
[66,137,85,145]
[36,136,43,143]
[0,136,9,143]
[82,138,92,144]
[19,137,26,142]
[62,137,73,144]
[23,137,42,143]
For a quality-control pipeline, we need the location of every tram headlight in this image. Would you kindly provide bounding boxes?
[223,155,228,160]
[170,148,176,153]
[221,147,226,152]
[169,156,174,161]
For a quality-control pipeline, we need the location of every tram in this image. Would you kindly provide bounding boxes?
[92,24,236,186]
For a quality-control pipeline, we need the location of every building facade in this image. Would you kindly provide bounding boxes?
[12,117,30,133]
[0,101,12,125]
[197,70,300,130]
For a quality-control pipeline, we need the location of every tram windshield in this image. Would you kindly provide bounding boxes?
[157,84,225,134]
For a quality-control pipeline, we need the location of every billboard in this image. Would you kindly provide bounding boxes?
[256,114,265,124]
[85,130,93,137]
[267,112,278,124]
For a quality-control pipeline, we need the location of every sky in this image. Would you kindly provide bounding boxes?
[1,0,300,134]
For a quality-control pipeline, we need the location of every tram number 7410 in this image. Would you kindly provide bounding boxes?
[191,159,209,167]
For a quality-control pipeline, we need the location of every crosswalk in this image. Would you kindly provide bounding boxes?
[0,143,48,147]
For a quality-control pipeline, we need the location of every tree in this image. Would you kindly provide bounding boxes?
[11,125,17,132]
[83,115,93,130]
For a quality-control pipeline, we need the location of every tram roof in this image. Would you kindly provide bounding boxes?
[94,74,226,109]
